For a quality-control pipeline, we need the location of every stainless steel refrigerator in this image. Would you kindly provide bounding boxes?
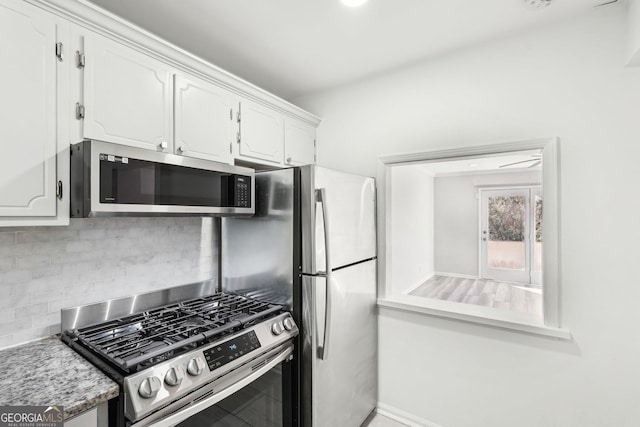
[221,165,377,427]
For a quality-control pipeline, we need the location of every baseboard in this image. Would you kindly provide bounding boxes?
[402,273,435,295]
[433,272,479,280]
[376,403,442,427]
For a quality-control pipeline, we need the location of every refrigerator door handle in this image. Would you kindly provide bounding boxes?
[316,188,331,360]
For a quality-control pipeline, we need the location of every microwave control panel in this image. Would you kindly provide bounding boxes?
[223,175,251,208]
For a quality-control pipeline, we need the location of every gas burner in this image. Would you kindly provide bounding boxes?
[70,292,283,373]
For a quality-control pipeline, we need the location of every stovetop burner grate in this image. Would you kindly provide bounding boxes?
[68,292,282,373]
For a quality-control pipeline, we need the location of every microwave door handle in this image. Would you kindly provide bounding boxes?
[315,188,331,361]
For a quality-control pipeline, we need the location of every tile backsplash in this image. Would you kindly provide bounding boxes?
[0,217,218,349]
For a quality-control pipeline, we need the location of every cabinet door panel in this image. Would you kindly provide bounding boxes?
[238,100,283,165]
[284,120,316,166]
[174,74,233,164]
[84,35,173,151]
[0,0,57,217]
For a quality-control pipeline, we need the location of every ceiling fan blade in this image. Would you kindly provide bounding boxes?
[499,159,538,168]
[528,160,542,168]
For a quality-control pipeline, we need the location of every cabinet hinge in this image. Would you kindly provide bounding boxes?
[229,142,232,154]
[237,103,241,123]
[55,42,63,62]
[76,51,85,69]
[230,108,233,120]
[236,131,241,144]
[56,181,63,200]
[75,103,85,120]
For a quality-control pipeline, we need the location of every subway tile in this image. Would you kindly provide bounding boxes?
[78,228,107,240]
[12,326,50,343]
[31,287,65,304]
[0,318,32,336]
[15,303,49,319]
[16,229,78,244]
[0,232,16,245]
[63,283,93,297]
[0,309,15,324]
[0,270,31,286]
[32,312,60,328]
[16,254,50,270]
[0,256,14,272]
[64,240,95,253]
[0,243,33,257]
[48,296,78,313]
[30,264,63,280]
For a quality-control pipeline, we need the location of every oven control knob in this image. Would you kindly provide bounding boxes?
[283,317,295,331]
[138,376,161,399]
[271,322,283,336]
[187,357,206,376]
[164,366,185,387]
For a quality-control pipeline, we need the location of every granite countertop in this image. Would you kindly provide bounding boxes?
[0,336,119,420]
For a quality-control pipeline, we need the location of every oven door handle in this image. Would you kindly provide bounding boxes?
[145,345,294,427]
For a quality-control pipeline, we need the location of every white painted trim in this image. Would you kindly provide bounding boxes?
[377,137,562,331]
[433,166,541,179]
[379,138,555,165]
[432,272,479,280]
[376,402,442,427]
[402,273,435,295]
[27,0,321,126]
[378,295,571,340]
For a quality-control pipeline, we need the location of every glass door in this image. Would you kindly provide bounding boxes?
[480,188,531,284]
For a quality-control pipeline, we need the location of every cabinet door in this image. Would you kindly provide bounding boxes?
[284,119,316,166]
[238,99,284,166]
[84,34,173,152]
[0,0,57,217]
[174,74,233,164]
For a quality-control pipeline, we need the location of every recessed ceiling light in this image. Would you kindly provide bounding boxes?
[342,0,368,7]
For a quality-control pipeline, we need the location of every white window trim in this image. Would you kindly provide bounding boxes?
[376,137,570,339]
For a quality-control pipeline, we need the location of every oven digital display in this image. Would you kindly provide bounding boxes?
[203,331,261,371]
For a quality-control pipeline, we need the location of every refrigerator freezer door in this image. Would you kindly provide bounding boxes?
[301,166,376,274]
[302,260,377,427]
[221,168,295,309]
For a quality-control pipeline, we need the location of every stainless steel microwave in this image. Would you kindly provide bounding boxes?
[70,140,255,217]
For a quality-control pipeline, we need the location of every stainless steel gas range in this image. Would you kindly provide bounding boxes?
[61,280,298,427]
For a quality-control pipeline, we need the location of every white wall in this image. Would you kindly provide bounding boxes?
[434,170,540,277]
[295,4,640,426]
[390,165,434,294]
[0,218,217,349]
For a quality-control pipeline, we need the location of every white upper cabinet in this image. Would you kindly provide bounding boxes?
[237,99,284,166]
[284,119,316,166]
[0,0,65,221]
[174,74,234,164]
[83,34,173,152]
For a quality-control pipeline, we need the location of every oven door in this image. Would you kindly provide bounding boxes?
[134,343,294,427]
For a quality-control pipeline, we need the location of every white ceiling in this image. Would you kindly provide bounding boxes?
[87,0,609,100]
